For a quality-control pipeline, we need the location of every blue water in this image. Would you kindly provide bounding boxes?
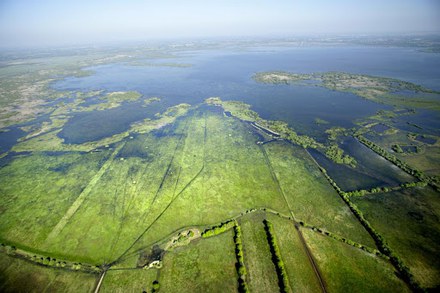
[59,100,166,144]
[2,45,440,146]
[0,113,51,153]
[52,46,440,142]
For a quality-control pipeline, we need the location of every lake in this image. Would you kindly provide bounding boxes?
[53,46,440,142]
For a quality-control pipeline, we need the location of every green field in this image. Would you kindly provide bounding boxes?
[117,107,291,259]
[0,253,97,293]
[265,214,322,292]
[0,151,110,253]
[1,100,439,292]
[239,213,279,292]
[302,229,410,292]
[351,187,440,288]
[100,269,157,293]
[160,229,237,292]
[263,141,375,246]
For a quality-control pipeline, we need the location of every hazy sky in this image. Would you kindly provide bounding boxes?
[0,0,439,46]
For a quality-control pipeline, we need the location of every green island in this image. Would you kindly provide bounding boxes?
[254,71,440,111]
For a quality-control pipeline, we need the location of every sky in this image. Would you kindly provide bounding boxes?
[0,0,439,47]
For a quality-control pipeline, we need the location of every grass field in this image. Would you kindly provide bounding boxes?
[263,141,375,247]
[351,186,440,289]
[265,214,322,292]
[302,228,410,293]
[0,151,110,255]
[44,131,181,263]
[0,253,97,293]
[1,102,437,292]
[159,229,237,292]
[100,268,158,293]
[119,107,290,259]
[239,212,279,293]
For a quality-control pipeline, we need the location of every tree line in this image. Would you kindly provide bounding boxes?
[263,220,290,293]
[343,181,427,197]
[233,223,249,293]
[0,243,101,274]
[201,220,235,238]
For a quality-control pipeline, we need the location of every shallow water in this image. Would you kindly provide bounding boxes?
[3,45,440,149]
[55,47,426,139]
[339,136,416,186]
[0,113,52,153]
[416,135,436,144]
[370,124,390,133]
[59,100,166,144]
[308,148,387,191]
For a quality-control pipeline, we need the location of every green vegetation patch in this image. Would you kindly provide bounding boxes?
[263,141,375,246]
[351,187,440,289]
[100,269,158,293]
[302,228,410,293]
[0,151,110,252]
[45,132,182,263]
[0,253,96,293]
[160,230,237,293]
[239,213,279,293]
[265,214,323,293]
[254,71,440,111]
[121,107,290,257]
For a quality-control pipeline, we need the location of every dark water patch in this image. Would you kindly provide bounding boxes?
[224,111,232,117]
[44,96,77,107]
[58,101,166,144]
[401,145,418,153]
[416,135,436,145]
[0,127,26,154]
[0,113,52,153]
[392,109,440,136]
[151,111,194,138]
[117,135,154,161]
[151,127,171,138]
[0,151,32,168]
[48,162,74,174]
[197,103,223,115]
[340,136,416,187]
[308,148,387,191]
[370,123,390,133]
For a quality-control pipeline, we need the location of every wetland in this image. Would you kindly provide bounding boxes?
[0,39,439,292]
